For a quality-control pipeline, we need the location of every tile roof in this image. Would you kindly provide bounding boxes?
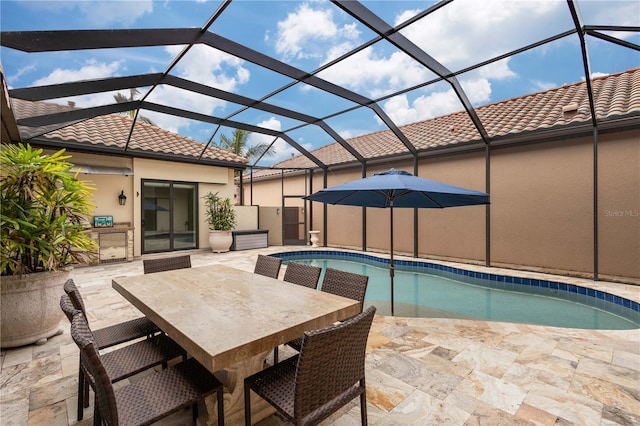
[10,98,248,165]
[248,68,640,180]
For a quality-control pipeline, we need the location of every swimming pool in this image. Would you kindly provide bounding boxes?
[272,251,640,330]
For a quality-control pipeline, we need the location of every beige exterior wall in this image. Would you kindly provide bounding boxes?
[61,151,236,258]
[598,130,640,280]
[306,158,487,260]
[490,138,593,275]
[133,158,234,257]
[259,207,283,245]
[247,130,639,282]
[52,151,134,226]
[418,153,487,262]
[244,177,283,207]
[235,205,259,231]
[244,173,311,245]
[314,169,367,250]
[243,172,309,207]
[85,173,134,224]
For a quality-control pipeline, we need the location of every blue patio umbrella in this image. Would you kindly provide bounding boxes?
[304,169,490,316]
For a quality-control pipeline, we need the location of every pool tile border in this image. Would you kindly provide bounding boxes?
[272,250,640,318]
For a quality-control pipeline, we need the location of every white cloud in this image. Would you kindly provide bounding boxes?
[477,59,516,81]
[380,77,492,126]
[165,45,249,92]
[248,118,280,153]
[381,92,454,126]
[290,0,557,130]
[255,117,281,132]
[29,60,126,108]
[247,117,313,163]
[578,1,640,32]
[33,59,123,86]
[399,0,563,70]
[269,138,313,164]
[275,2,359,60]
[22,42,252,140]
[248,117,302,164]
[140,45,251,135]
[6,65,36,86]
[317,0,545,101]
[319,47,433,98]
[463,78,492,104]
[348,0,566,126]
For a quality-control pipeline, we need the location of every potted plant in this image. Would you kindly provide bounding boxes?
[1,144,98,348]
[203,191,236,253]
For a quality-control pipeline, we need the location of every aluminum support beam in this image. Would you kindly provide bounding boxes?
[332,0,490,144]
[0,28,204,52]
[567,0,599,281]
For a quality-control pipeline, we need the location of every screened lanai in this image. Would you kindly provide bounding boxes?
[2,0,638,167]
[1,0,639,280]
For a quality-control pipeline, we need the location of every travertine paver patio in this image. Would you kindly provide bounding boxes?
[1,247,639,425]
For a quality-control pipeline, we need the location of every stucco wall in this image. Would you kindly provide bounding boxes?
[248,130,639,282]
[306,158,487,260]
[259,207,283,245]
[313,169,366,250]
[235,205,259,230]
[243,172,309,207]
[418,153,487,262]
[58,152,135,225]
[598,130,640,280]
[134,158,234,257]
[85,173,134,224]
[64,151,236,259]
[490,138,593,274]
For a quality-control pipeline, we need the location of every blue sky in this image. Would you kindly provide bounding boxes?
[1,0,639,166]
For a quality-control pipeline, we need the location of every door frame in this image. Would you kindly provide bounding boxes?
[141,179,199,254]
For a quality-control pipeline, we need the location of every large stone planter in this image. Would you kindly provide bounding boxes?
[1,270,69,348]
[208,230,233,253]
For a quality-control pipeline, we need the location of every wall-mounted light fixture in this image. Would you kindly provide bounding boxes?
[276,208,280,215]
[118,190,127,206]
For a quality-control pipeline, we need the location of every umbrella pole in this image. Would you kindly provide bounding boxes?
[390,201,394,316]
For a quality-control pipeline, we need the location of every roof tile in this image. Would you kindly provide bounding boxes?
[10,68,639,175]
[10,98,248,165]
[252,68,639,179]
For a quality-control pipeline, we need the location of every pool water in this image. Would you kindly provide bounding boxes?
[275,251,640,330]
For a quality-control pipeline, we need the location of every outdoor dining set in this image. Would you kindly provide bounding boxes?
[58,253,375,426]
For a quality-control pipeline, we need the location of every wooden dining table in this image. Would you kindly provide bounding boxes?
[112,263,361,425]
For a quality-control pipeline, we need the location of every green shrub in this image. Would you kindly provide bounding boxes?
[1,144,98,276]
[203,191,236,231]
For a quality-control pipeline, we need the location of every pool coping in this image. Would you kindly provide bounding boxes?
[271,248,640,320]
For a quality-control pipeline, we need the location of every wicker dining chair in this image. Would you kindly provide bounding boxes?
[64,279,160,349]
[60,295,187,422]
[143,254,192,274]
[281,268,370,360]
[69,312,225,426]
[272,262,323,363]
[320,268,369,312]
[282,261,322,289]
[253,254,282,279]
[245,306,376,426]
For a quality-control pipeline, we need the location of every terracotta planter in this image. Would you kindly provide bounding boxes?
[208,230,233,253]
[1,270,69,348]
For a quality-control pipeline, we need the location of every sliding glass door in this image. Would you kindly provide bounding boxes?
[142,180,197,253]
